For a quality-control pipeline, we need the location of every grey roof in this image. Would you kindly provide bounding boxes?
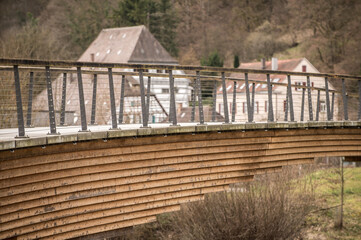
[78,25,178,64]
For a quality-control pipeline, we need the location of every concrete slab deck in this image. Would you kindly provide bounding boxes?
[0,121,360,151]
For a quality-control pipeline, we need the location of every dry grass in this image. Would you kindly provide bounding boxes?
[112,165,317,240]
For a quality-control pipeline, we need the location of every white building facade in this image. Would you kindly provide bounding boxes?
[216,58,339,122]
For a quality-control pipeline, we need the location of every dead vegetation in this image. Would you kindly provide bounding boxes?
[111,165,317,240]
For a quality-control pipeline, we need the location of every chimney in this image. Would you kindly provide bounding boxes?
[261,58,266,70]
[271,57,278,71]
[90,53,95,62]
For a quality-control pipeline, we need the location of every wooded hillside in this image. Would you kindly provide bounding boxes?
[1,0,360,75]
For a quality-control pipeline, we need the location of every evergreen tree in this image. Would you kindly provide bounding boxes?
[112,0,178,56]
[200,50,224,100]
[233,55,240,68]
[201,50,224,68]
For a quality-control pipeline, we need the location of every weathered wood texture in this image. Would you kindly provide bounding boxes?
[1,128,361,239]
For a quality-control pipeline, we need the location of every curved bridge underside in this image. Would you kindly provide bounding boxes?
[1,126,361,239]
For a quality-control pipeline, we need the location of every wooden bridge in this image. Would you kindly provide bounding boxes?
[1,59,361,240]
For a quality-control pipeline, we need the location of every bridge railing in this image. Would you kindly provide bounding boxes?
[0,58,360,138]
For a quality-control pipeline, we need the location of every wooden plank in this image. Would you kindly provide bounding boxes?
[0,176,251,224]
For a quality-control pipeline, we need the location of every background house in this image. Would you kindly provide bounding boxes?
[33,25,191,125]
[216,58,339,122]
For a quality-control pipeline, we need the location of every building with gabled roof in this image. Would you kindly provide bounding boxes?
[216,57,339,122]
[33,25,190,125]
[79,25,178,64]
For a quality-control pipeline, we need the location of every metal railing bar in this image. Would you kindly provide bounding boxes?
[1,58,361,80]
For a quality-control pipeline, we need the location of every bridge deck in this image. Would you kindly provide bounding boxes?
[1,121,361,239]
[0,121,360,151]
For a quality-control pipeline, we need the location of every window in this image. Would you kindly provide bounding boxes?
[302,65,307,72]
[283,100,287,112]
[156,69,162,73]
[243,102,258,114]
[295,82,302,91]
[162,88,169,94]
